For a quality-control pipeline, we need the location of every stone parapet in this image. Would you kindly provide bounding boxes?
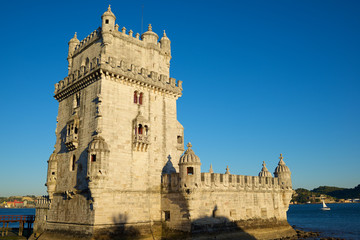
[35,196,51,209]
[54,59,182,101]
[72,29,101,57]
[162,173,283,192]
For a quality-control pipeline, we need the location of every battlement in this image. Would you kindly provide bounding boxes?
[35,196,51,209]
[72,29,101,57]
[162,172,281,192]
[70,24,170,60]
[54,57,182,101]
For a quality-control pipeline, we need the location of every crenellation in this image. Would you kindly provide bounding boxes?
[164,171,285,193]
[73,29,100,56]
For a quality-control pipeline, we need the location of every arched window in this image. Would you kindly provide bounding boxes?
[138,124,143,135]
[134,91,138,103]
[144,125,148,135]
[139,92,143,105]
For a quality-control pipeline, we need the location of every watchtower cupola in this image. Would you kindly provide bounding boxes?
[101,5,116,32]
[160,30,171,55]
[67,33,79,73]
[141,24,159,44]
[258,161,272,177]
[178,143,201,190]
[274,154,292,188]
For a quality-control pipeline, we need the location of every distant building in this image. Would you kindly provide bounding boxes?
[6,200,24,208]
[34,6,295,240]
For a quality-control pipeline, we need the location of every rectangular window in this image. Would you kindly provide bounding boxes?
[164,211,170,222]
[187,167,193,175]
[91,154,96,162]
[71,156,76,171]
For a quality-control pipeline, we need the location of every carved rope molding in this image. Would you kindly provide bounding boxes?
[55,62,183,102]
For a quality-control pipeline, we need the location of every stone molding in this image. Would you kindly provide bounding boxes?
[55,61,182,101]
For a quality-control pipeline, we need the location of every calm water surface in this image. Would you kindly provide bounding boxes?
[0,208,35,228]
[287,203,360,239]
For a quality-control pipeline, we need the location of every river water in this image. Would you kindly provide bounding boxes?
[287,203,360,239]
[0,208,35,228]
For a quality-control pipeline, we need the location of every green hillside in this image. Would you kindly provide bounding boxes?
[293,184,360,203]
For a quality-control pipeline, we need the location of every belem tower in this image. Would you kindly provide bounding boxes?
[34,6,296,240]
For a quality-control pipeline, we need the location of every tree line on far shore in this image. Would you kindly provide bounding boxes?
[292,184,360,203]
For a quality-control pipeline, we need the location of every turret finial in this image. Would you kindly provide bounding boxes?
[187,142,192,149]
[262,161,266,167]
[74,32,78,39]
[167,155,171,161]
[225,165,230,174]
[148,24,152,32]
[163,30,167,37]
[209,164,213,173]
[108,5,111,11]
[279,153,283,161]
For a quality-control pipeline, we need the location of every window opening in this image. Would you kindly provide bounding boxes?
[91,154,96,162]
[105,19,109,24]
[187,167,194,175]
[164,211,170,222]
[144,125,148,135]
[139,92,143,105]
[71,155,76,171]
[138,124,143,135]
[177,135,183,144]
[134,91,138,103]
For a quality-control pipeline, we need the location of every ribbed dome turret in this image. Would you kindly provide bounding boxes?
[102,5,116,19]
[69,32,80,44]
[48,151,57,162]
[141,24,159,43]
[179,142,200,164]
[259,161,272,177]
[160,30,170,43]
[274,154,290,175]
[89,136,109,152]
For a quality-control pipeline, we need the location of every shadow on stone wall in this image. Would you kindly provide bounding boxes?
[75,148,89,191]
[91,214,141,240]
[58,126,68,154]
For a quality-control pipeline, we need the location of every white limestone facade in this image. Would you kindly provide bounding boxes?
[34,6,295,240]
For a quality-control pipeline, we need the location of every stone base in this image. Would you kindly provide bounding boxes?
[31,218,296,240]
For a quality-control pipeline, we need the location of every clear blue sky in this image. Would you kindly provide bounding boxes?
[0,0,359,197]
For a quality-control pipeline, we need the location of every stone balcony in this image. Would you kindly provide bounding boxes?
[133,134,150,151]
[65,133,79,151]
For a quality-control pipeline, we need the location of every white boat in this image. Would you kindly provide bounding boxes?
[321,200,330,210]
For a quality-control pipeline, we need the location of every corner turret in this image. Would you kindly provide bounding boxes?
[67,33,79,73]
[160,30,171,55]
[178,143,201,190]
[274,154,292,188]
[87,135,110,203]
[101,5,116,50]
[258,161,272,177]
[141,24,159,44]
[46,152,58,200]
[101,5,116,32]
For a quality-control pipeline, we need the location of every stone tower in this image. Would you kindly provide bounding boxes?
[35,6,296,240]
[39,5,185,237]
